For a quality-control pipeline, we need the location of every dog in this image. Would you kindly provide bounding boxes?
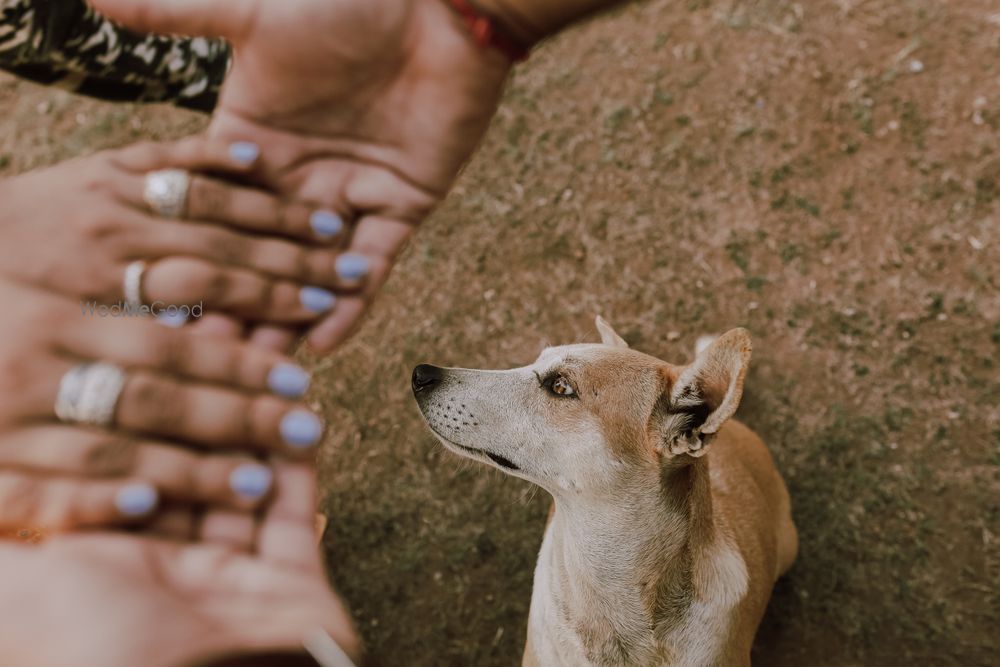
[411,317,797,666]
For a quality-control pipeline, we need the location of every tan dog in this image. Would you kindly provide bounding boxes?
[411,318,797,666]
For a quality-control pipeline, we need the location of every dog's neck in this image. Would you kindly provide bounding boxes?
[532,458,736,665]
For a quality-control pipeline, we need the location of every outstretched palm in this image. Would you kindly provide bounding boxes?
[0,464,357,667]
[93,0,512,351]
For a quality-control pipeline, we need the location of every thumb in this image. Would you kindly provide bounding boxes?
[257,462,323,572]
[88,0,255,41]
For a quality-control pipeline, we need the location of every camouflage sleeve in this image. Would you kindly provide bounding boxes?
[0,0,230,112]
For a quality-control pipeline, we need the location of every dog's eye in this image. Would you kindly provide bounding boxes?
[550,376,576,397]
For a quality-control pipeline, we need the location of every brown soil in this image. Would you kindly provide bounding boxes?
[2,0,997,665]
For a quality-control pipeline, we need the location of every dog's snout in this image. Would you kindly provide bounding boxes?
[412,364,444,393]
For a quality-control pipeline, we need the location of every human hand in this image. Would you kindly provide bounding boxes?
[0,136,368,329]
[90,0,513,352]
[0,463,360,667]
[0,277,326,532]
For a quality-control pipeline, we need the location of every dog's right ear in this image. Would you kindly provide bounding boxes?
[595,316,629,348]
[651,328,752,459]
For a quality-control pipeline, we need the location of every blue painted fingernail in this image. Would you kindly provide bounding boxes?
[310,210,343,240]
[335,254,370,281]
[299,286,336,313]
[280,409,323,449]
[229,141,260,165]
[229,464,273,500]
[268,363,311,398]
[115,483,159,517]
[156,310,189,328]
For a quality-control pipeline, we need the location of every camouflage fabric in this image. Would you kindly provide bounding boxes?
[0,0,229,111]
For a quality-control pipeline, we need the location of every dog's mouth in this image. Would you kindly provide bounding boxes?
[446,439,520,472]
[414,400,521,472]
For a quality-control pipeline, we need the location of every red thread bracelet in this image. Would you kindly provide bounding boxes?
[446,0,530,62]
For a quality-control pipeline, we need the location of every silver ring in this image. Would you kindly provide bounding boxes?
[143,168,191,218]
[123,260,147,309]
[54,362,127,426]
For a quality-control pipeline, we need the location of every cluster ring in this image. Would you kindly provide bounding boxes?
[143,168,191,219]
[54,362,127,427]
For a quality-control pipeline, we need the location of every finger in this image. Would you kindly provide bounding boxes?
[248,325,299,353]
[146,507,198,540]
[188,313,244,338]
[0,471,158,532]
[0,427,274,510]
[88,0,254,41]
[111,370,324,456]
[305,215,413,352]
[53,315,310,398]
[111,136,262,175]
[257,461,322,571]
[198,508,257,552]
[315,513,328,544]
[185,174,346,244]
[135,221,354,293]
[142,257,329,324]
[115,167,347,245]
[305,296,365,354]
[348,216,415,279]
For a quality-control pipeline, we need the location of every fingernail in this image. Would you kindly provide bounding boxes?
[280,409,323,449]
[156,310,189,328]
[229,141,260,165]
[335,254,370,281]
[268,363,311,398]
[299,286,336,313]
[115,483,159,517]
[229,463,273,500]
[310,210,343,240]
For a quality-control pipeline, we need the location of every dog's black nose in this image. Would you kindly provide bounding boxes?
[412,364,444,393]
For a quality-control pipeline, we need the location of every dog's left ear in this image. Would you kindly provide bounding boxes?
[653,328,752,458]
[595,316,629,348]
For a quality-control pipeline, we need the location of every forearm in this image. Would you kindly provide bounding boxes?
[474,0,631,45]
[0,0,229,111]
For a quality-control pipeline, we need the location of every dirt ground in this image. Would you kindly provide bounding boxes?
[2,0,998,665]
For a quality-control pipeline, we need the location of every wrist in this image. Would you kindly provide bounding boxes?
[474,0,621,43]
[417,0,514,84]
[442,0,533,61]
[473,0,560,50]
